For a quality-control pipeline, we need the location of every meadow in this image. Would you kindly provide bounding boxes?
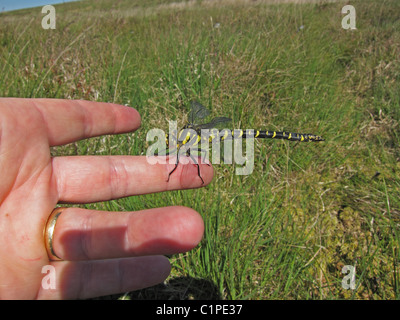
[1,0,399,299]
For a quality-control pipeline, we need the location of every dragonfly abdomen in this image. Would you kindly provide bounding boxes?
[253,130,324,142]
[217,129,323,142]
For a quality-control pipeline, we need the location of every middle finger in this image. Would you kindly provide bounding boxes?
[53,155,213,203]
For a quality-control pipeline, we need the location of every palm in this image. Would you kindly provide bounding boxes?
[0,98,211,299]
[0,100,57,298]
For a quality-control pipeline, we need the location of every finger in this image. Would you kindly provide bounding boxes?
[50,206,204,261]
[8,98,141,146]
[37,255,171,299]
[53,156,213,203]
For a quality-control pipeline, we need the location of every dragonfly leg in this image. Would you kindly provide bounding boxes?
[198,148,211,167]
[188,152,205,184]
[167,151,180,182]
[167,148,205,184]
[185,149,206,184]
[197,164,204,184]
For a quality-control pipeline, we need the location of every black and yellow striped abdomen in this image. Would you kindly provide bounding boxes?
[240,130,323,142]
[211,129,324,142]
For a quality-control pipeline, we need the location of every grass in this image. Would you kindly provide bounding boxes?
[1,0,399,299]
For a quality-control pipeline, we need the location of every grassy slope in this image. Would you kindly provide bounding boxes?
[1,0,399,299]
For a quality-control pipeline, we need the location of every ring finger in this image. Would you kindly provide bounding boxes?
[49,206,204,261]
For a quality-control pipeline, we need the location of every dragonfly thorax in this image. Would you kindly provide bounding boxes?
[177,127,200,144]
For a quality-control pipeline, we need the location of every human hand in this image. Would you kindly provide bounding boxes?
[0,98,212,299]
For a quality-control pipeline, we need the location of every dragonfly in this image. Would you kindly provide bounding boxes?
[162,101,324,184]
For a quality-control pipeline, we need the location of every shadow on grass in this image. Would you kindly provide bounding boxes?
[92,276,221,300]
[126,276,222,300]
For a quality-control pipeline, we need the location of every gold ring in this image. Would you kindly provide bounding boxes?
[44,207,64,261]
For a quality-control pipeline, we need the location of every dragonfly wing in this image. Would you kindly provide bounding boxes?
[196,117,232,129]
[189,101,211,123]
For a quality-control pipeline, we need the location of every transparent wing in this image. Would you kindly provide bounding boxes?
[196,117,232,129]
[189,101,211,123]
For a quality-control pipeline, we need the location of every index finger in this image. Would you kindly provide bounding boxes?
[20,98,141,146]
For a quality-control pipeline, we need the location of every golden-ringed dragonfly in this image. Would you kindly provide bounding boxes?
[161,101,324,184]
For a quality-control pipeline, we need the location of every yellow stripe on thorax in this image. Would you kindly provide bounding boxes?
[193,134,201,146]
[181,131,191,145]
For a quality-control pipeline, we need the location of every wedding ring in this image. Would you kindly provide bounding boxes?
[44,207,64,261]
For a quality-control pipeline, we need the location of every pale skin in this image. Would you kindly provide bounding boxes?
[0,98,213,299]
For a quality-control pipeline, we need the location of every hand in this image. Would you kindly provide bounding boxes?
[0,98,212,299]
